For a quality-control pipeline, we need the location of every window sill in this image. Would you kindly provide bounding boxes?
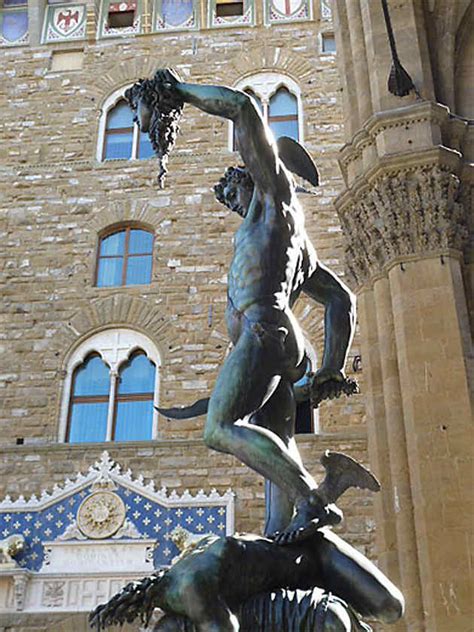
[92,283,155,291]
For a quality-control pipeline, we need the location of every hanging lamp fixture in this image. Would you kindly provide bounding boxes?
[380,0,416,97]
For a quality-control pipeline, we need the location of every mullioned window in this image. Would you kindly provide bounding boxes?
[230,73,303,150]
[59,329,161,443]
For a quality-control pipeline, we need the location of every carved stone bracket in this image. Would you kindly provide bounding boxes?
[337,165,469,286]
[13,572,29,611]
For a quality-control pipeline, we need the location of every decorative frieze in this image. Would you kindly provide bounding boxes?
[0,452,234,573]
[42,580,64,608]
[338,165,468,286]
[97,0,143,38]
[208,0,254,28]
[42,539,155,575]
[13,572,29,611]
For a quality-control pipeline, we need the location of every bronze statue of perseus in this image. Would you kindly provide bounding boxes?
[127,69,358,544]
[90,69,405,632]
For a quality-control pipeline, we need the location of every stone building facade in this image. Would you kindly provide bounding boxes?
[0,0,373,629]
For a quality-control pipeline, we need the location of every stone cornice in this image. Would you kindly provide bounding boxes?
[335,145,463,213]
[0,431,368,455]
[0,149,236,176]
[338,101,451,173]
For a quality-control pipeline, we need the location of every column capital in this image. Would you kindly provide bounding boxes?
[336,162,469,287]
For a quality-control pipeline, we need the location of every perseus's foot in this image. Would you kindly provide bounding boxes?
[271,494,342,546]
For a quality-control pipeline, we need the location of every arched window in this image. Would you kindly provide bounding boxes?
[268,87,299,141]
[60,329,161,443]
[114,352,156,440]
[67,354,111,443]
[103,100,134,160]
[96,226,154,287]
[230,73,303,150]
[98,89,154,162]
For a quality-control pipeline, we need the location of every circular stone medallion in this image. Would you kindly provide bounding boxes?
[77,491,126,539]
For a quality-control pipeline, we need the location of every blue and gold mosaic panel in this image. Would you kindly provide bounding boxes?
[0,452,234,572]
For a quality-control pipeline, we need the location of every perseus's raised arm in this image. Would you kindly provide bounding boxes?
[139,69,290,198]
[181,82,290,197]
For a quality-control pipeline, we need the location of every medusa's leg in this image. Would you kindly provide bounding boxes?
[312,528,404,624]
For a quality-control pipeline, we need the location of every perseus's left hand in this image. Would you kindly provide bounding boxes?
[154,68,182,97]
[311,368,359,406]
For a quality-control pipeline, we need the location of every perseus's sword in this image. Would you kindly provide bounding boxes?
[155,371,358,420]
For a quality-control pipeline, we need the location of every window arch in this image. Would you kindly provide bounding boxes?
[95,225,154,287]
[97,87,154,162]
[60,329,161,443]
[68,354,110,443]
[268,87,299,141]
[230,72,303,150]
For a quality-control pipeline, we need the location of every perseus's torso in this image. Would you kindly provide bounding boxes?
[226,193,315,344]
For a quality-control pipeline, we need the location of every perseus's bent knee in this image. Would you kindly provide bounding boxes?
[203,423,227,452]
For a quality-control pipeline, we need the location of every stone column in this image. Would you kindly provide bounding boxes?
[337,154,472,631]
[357,286,399,583]
[372,275,423,629]
[332,3,473,629]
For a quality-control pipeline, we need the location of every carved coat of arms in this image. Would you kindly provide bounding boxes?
[269,0,307,20]
[51,5,85,38]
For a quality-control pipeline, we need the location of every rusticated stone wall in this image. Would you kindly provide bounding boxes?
[0,15,366,445]
[0,436,375,556]
[0,5,377,631]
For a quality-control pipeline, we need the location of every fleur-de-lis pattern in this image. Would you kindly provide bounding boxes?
[0,452,234,571]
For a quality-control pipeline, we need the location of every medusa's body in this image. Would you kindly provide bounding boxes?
[91,530,404,632]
